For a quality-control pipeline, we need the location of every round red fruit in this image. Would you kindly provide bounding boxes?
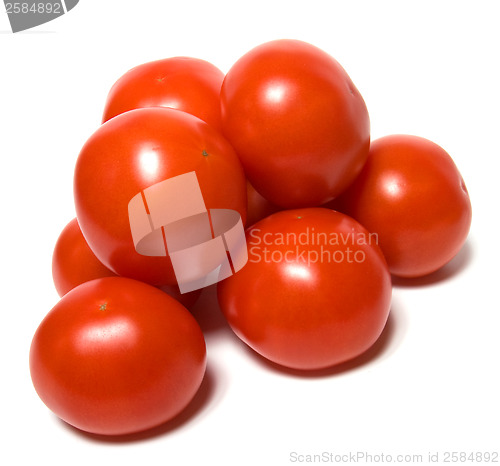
[74,107,247,286]
[217,208,392,370]
[221,39,370,208]
[29,277,207,436]
[337,134,472,278]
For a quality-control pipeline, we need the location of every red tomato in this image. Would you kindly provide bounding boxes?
[220,39,370,208]
[217,208,392,370]
[29,277,206,436]
[246,180,281,227]
[102,57,225,131]
[337,135,472,278]
[52,217,201,307]
[52,218,116,297]
[74,107,247,286]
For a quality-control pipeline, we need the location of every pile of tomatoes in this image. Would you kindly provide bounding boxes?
[29,39,472,436]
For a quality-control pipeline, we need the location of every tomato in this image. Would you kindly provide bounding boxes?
[217,208,392,370]
[74,107,247,286]
[102,57,225,131]
[52,218,116,297]
[246,180,281,227]
[336,135,472,278]
[29,277,206,436]
[52,218,201,307]
[220,39,370,209]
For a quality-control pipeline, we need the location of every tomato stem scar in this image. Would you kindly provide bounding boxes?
[99,303,107,311]
[202,150,209,157]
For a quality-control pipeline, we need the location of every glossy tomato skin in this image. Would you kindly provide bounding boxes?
[74,107,247,286]
[52,218,117,297]
[29,277,206,436]
[337,135,472,278]
[221,39,370,208]
[102,57,225,131]
[217,208,392,370]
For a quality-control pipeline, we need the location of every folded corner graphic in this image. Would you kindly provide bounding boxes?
[128,171,248,293]
[5,1,80,33]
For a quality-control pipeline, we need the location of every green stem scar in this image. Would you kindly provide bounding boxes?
[202,150,209,157]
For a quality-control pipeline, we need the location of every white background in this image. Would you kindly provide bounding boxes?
[1,1,499,465]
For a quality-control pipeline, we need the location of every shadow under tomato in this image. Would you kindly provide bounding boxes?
[391,239,474,288]
[57,364,219,443]
[235,296,407,379]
